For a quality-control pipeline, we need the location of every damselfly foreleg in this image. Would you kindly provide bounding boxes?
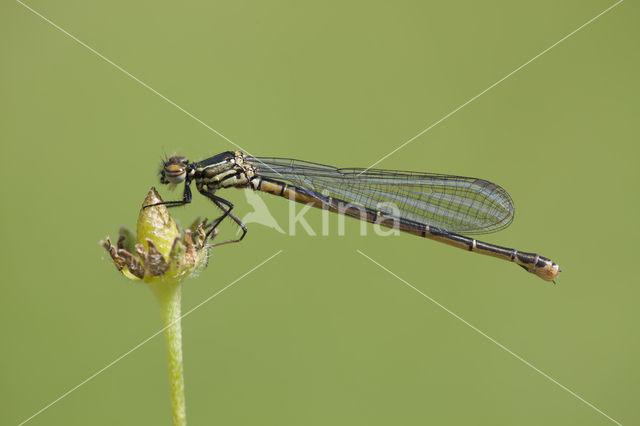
[144,182,193,209]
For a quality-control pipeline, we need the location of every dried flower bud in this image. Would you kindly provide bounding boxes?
[101,188,214,282]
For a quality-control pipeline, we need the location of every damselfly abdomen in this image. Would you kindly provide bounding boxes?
[152,151,560,282]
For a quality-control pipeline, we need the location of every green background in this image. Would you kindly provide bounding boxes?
[1,0,637,425]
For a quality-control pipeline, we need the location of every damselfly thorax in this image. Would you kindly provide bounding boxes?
[152,150,561,282]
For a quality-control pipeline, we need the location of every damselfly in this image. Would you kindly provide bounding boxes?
[151,151,560,282]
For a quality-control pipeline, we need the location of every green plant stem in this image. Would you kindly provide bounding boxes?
[150,280,186,426]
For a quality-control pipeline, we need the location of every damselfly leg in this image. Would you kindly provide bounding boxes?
[146,178,248,247]
[199,190,248,246]
[144,182,193,208]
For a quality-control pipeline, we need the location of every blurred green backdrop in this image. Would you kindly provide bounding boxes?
[1,0,637,425]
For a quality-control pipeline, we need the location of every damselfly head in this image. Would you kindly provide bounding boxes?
[160,155,190,185]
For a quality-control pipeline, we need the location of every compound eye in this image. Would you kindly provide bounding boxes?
[164,163,187,183]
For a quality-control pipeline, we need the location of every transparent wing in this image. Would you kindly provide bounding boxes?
[248,157,514,234]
